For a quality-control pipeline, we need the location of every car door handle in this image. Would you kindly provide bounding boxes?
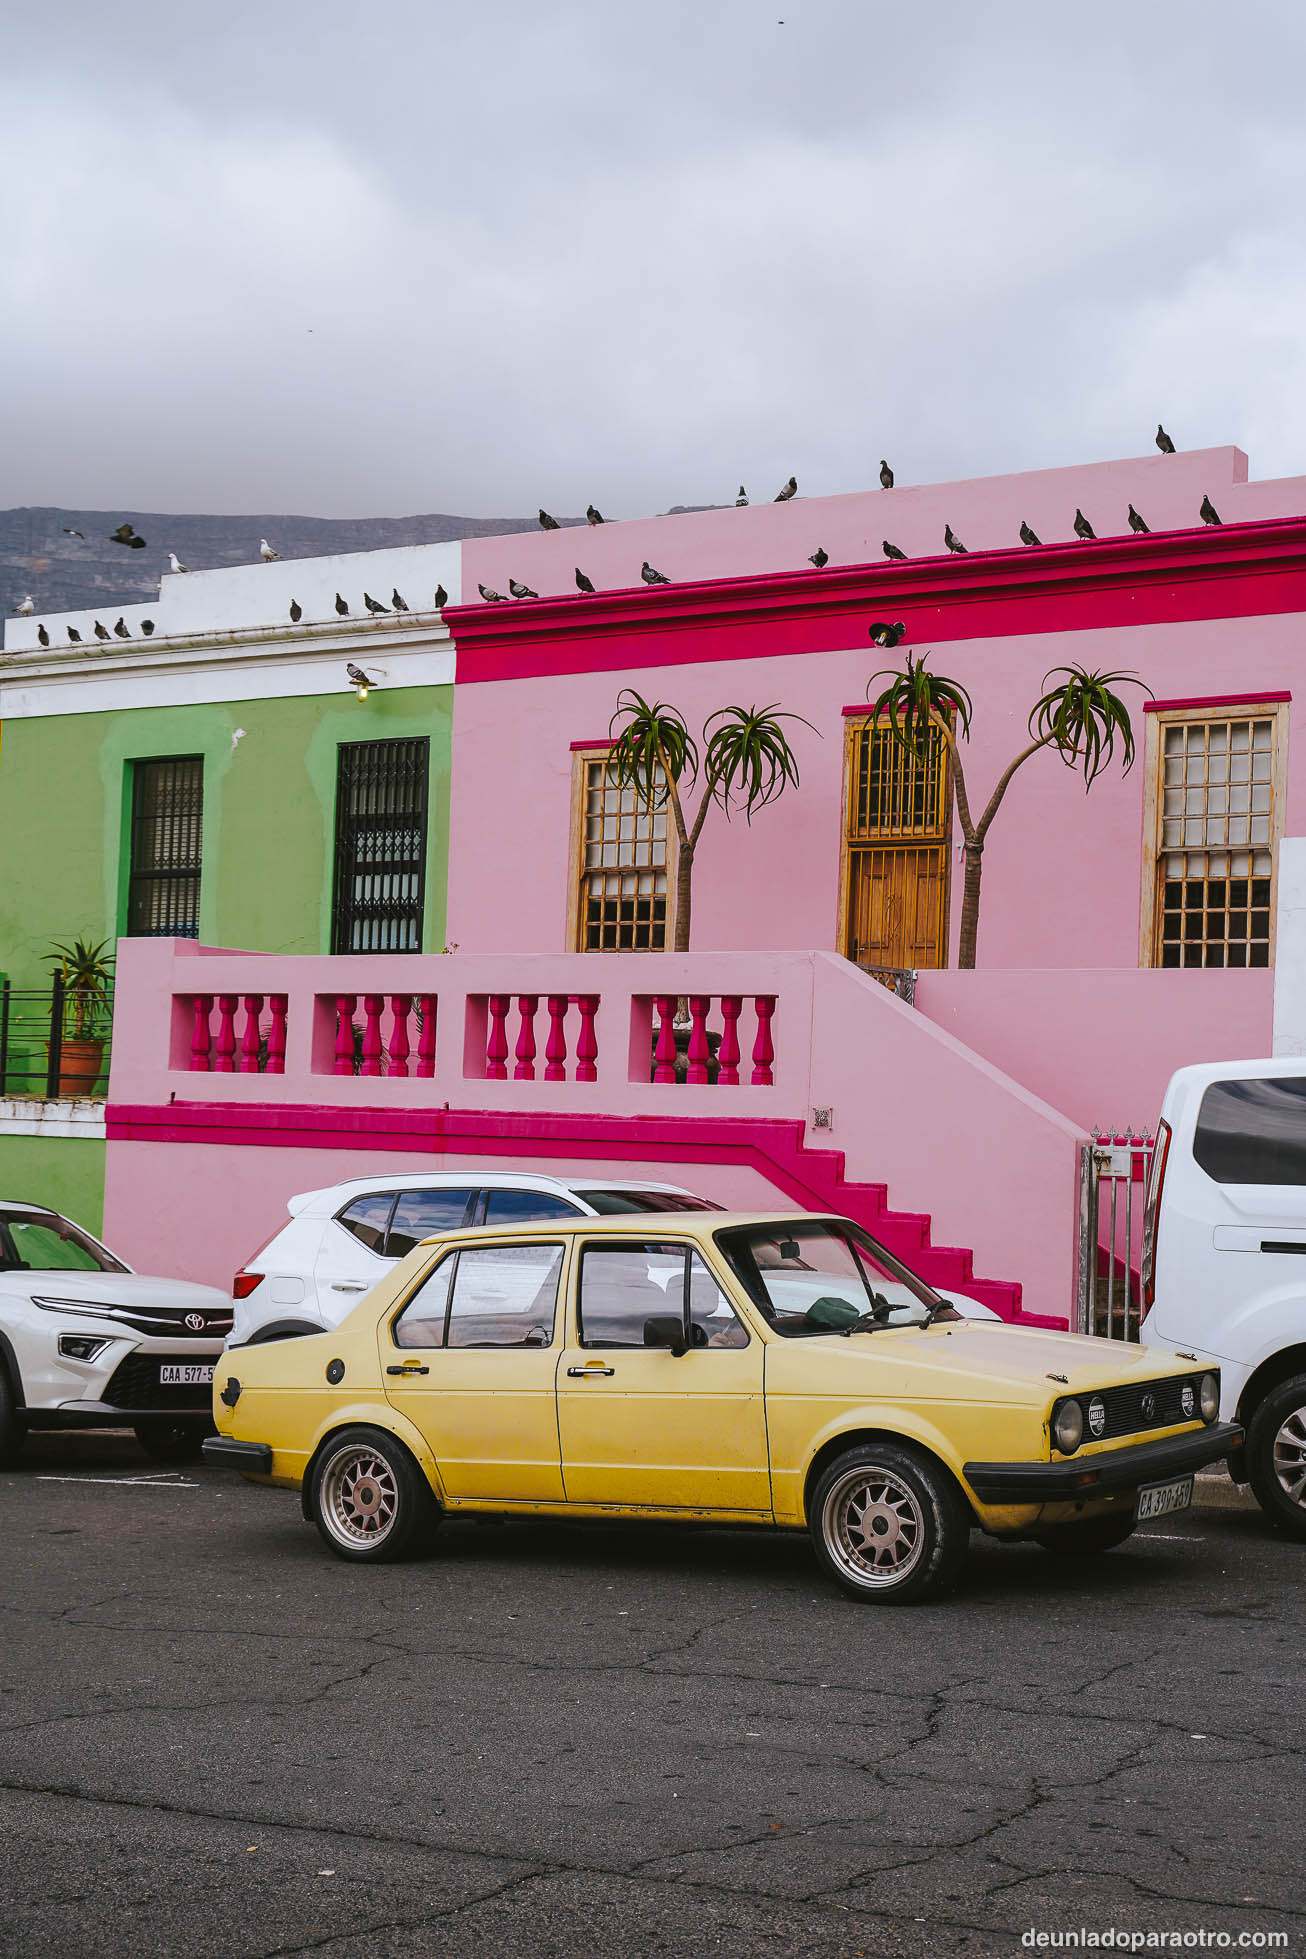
[566,1365,615,1378]
[386,1364,429,1375]
[333,1282,369,1292]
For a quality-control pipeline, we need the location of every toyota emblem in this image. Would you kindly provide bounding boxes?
[1140,1390,1157,1422]
[185,1312,206,1331]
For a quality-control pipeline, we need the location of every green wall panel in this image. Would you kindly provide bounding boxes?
[0,1135,106,1235]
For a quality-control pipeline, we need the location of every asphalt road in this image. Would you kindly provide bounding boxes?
[1,1432,1301,1959]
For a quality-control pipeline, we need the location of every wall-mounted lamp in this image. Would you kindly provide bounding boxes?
[346,662,387,701]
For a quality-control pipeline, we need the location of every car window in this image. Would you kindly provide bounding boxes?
[688,1253,749,1348]
[393,1255,455,1348]
[481,1189,583,1226]
[336,1192,398,1254]
[1193,1077,1306,1185]
[716,1221,939,1337]
[575,1189,719,1214]
[447,1244,565,1348]
[576,1242,744,1348]
[387,1189,475,1258]
[0,1213,122,1273]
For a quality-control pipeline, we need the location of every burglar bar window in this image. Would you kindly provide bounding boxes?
[577,756,668,951]
[331,738,430,953]
[126,756,203,937]
[1156,715,1277,968]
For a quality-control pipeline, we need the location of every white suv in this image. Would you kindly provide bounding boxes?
[231,1172,717,1345]
[0,1200,233,1464]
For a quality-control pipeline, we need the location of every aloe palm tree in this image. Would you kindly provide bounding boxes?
[606,691,813,952]
[867,653,1147,968]
[43,937,115,1039]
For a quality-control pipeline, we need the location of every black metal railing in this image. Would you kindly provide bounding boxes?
[0,978,114,1099]
[860,965,917,1007]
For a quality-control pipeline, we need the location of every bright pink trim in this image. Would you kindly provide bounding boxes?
[445,517,1306,685]
[1144,690,1292,713]
[569,737,616,751]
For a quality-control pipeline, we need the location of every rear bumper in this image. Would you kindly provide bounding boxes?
[25,1403,213,1429]
[964,1422,1242,1505]
[202,1436,274,1474]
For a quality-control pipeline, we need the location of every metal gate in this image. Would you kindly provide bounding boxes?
[1076,1131,1156,1340]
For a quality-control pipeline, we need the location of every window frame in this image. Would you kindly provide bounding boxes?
[125,754,205,940]
[567,743,678,953]
[331,735,431,956]
[389,1239,568,1350]
[574,1237,751,1351]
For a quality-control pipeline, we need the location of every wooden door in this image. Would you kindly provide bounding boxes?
[843,718,952,971]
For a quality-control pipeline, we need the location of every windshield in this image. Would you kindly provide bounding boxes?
[0,1209,126,1275]
[715,1219,951,1337]
[575,1190,721,1215]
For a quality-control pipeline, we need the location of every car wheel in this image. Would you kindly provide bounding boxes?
[1034,1512,1137,1555]
[1246,1374,1306,1540]
[0,1364,27,1468]
[808,1442,971,1603]
[135,1421,213,1464]
[310,1426,439,1563]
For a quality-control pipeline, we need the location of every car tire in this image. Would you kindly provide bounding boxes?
[135,1421,213,1464]
[1034,1512,1137,1555]
[1245,1374,1306,1540]
[309,1426,439,1564]
[808,1442,971,1603]
[0,1364,27,1468]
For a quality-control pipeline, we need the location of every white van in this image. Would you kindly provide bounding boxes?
[1141,1057,1306,1536]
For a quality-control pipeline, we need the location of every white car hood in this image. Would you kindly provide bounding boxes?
[0,1270,229,1310]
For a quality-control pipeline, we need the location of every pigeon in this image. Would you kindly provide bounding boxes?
[736,486,749,507]
[391,588,408,611]
[808,547,829,568]
[1128,504,1150,534]
[113,617,130,638]
[575,567,596,593]
[334,593,349,615]
[363,592,389,614]
[93,620,110,640]
[478,583,506,602]
[1200,494,1222,526]
[880,460,894,489]
[346,663,373,691]
[67,627,82,643]
[538,509,560,530]
[433,584,448,608]
[168,552,189,574]
[1073,508,1097,541]
[289,600,302,622]
[586,504,605,525]
[774,476,798,502]
[944,524,967,554]
[641,561,671,585]
[62,527,84,538]
[110,523,145,548]
[37,624,49,646]
[508,578,538,599]
[869,621,906,648]
[1019,520,1041,546]
[141,619,155,636]
[882,539,907,561]
[16,595,33,615]
[1156,423,1176,455]
[259,537,280,562]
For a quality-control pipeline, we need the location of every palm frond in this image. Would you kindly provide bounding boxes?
[607,689,699,803]
[1028,665,1150,790]
[702,704,815,821]
[867,651,972,760]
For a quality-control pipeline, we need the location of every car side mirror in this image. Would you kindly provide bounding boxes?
[643,1314,688,1357]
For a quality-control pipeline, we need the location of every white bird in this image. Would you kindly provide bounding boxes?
[168,552,189,574]
[16,595,34,615]
[260,538,280,562]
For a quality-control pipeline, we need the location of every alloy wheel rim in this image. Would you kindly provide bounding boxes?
[321,1446,399,1547]
[1271,1409,1306,1507]
[823,1464,925,1588]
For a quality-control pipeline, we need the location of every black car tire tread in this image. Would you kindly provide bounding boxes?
[808,1441,971,1604]
[1245,1373,1306,1540]
[309,1425,439,1563]
[0,1363,26,1468]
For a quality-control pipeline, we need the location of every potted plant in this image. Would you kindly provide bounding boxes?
[44,938,115,1095]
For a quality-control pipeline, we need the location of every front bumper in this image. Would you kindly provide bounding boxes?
[202,1437,274,1474]
[964,1421,1242,1505]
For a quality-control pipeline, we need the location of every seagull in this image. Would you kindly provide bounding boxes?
[808,547,829,568]
[168,552,189,574]
[586,505,606,525]
[944,524,967,554]
[391,588,408,611]
[538,509,560,530]
[93,620,110,640]
[880,460,894,489]
[882,539,907,561]
[869,621,906,648]
[37,624,49,646]
[641,561,671,585]
[1128,504,1150,534]
[110,523,145,548]
[289,600,302,622]
[363,592,389,614]
[1019,520,1041,546]
[478,583,506,602]
[141,619,155,636]
[16,595,33,615]
[1073,508,1097,541]
[334,593,349,615]
[62,528,84,539]
[575,567,596,594]
[113,617,130,638]
[508,578,538,599]
[433,584,448,608]
[1156,423,1176,454]
[774,476,798,502]
[67,626,82,643]
[259,538,280,562]
[1200,494,1222,526]
[736,486,749,507]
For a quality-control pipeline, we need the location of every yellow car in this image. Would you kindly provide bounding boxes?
[205,1212,1240,1603]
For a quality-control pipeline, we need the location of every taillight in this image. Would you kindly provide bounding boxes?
[232,1271,264,1300]
[1139,1119,1171,1317]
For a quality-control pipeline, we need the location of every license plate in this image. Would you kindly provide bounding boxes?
[160,1364,215,1386]
[1135,1474,1193,1521]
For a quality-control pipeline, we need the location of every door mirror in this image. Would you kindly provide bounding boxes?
[643,1314,688,1356]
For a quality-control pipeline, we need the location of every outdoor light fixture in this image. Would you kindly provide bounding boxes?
[346,662,387,701]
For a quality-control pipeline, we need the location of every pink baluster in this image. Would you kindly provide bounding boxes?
[416,995,437,1078]
[486,995,510,1080]
[718,995,742,1086]
[333,995,358,1076]
[214,995,238,1073]
[514,995,539,1080]
[190,994,213,1073]
[239,994,264,1074]
[653,995,678,1083]
[387,994,412,1078]
[575,996,599,1082]
[266,995,288,1075]
[360,995,384,1077]
[751,995,776,1086]
[686,995,712,1084]
[544,996,569,1081]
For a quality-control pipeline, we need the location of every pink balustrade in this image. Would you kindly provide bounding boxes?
[466,992,602,1083]
[186,992,290,1076]
[637,993,777,1087]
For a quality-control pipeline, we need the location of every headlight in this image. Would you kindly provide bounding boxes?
[58,1334,110,1361]
[32,1296,123,1321]
[1087,1395,1106,1439]
[1054,1399,1084,1453]
[1181,1382,1196,1419]
[1200,1373,1219,1422]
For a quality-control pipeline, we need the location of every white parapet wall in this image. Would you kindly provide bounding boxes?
[1273,837,1306,1056]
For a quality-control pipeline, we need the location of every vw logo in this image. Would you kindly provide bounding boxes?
[1140,1391,1157,1422]
[185,1312,206,1331]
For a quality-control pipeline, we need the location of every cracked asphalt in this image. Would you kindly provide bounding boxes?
[1,1433,1302,1959]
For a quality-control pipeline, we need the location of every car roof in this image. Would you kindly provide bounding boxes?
[288,1171,698,1216]
[410,1211,837,1246]
[0,1199,65,1217]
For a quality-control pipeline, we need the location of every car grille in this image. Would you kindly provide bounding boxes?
[74,1303,232,1339]
[103,1355,214,1411]
[1091,1376,1194,1441]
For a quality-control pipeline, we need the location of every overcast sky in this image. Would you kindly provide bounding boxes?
[3,1,1305,519]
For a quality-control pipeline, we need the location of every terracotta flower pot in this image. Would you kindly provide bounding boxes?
[48,1037,105,1098]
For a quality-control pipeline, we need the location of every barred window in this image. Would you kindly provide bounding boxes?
[332,738,429,954]
[576,755,668,952]
[126,756,203,937]
[1154,714,1279,969]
